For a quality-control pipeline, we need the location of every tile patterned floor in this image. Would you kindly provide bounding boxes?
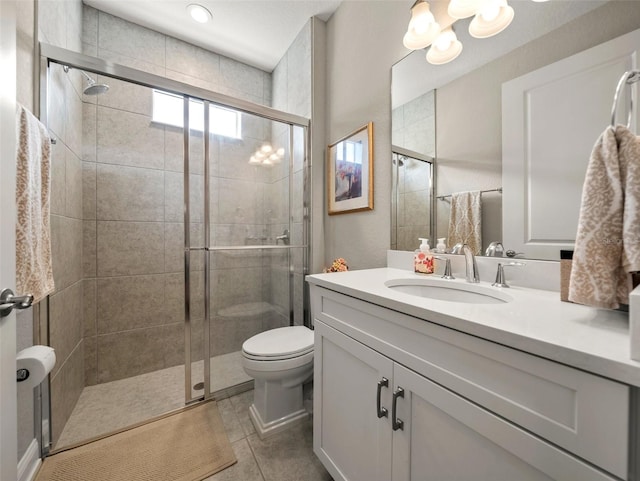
[56,351,252,449]
[208,391,332,481]
[55,352,331,480]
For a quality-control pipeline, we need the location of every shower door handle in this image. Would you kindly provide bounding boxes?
[0,288,34,317]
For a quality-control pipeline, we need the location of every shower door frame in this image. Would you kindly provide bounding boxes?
[40,44,312,407]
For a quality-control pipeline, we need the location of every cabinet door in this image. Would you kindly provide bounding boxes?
[392,364,617,481]
[314,321,393,481]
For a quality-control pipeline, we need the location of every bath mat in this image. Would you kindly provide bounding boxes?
[35,401,236,481]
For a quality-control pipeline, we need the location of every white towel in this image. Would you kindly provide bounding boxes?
[569,125,640,309]
[15,104,55,303]
[447,190,482,255]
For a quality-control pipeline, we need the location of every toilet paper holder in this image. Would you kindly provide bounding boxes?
[0,288,34,317]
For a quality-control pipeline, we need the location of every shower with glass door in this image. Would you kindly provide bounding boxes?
[40,44,310,451]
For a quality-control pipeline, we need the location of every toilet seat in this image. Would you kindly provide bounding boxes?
[242,326,314,361]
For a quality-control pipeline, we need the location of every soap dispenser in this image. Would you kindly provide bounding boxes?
[436,237,447,254]
[414,238,434,274]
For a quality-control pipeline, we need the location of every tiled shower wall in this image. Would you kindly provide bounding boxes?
[81,7,309,386]
[271,21,312,327]
[40,0,85,447]
[391,90,435,251]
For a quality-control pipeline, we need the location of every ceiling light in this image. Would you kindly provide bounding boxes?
[187,4,212,24]
[276,147,285,156]
[448,0,484,19]
[260,144,273,154]
[469,0,514,38]
[403,0,441,50]
[427,27,463,65]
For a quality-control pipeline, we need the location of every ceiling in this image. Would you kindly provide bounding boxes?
[83,0,343,72]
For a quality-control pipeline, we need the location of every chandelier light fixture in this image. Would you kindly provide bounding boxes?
[249,143,285,167]
[404,0,546,65]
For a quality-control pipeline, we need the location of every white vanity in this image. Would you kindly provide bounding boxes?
[307,259,640,481]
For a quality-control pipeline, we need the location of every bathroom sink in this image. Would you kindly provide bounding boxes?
[384,278,513,304]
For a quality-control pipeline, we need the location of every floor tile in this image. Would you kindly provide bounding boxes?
[206,438,265,481]
[248,419,332,481]
[229,390,256,437]
[217,398,245,443]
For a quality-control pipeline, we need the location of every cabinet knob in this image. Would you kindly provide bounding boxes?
[392,387,405,431]
[377,377,389,418]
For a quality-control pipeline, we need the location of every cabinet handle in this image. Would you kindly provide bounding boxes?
[392,386,404,431]
[377,377,389,418]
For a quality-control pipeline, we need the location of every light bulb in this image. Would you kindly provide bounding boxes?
[403,0,440,50]
[187,4,212,23]
[276,147,285,156]
[260,144,272,154]
[249,156,261,165]
[408,1,435,35]
[480,2,500,21]
[426,27,462,65]
[255,151,265,160]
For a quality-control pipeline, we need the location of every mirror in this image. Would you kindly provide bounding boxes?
[390,0,634,259]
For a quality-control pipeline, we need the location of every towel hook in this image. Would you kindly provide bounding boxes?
[610,70,640,130]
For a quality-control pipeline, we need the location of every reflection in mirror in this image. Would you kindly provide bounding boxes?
[391,1,640,260]
[391,90,436,251]
[392,149,434,251]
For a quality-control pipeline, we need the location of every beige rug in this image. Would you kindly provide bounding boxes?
[35,401,236,481]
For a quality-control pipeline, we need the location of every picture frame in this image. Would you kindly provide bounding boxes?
[327,122,374,215]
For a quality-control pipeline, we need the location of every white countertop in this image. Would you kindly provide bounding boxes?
[307,267,640,387]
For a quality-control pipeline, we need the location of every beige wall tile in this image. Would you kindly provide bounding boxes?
[165,270,204,324]
[220,57,266,102]
[97,76,153,116]
[82,5,98,47]
[217,178,264,225]
[96,274,166,334]
[164,126,205,175]
[96,323,182,383]
[83,279,97,337]
[50,140,66,216]
[82,161,96,220]
[211,266,264,310]
[82,102,97,162]
[84,336,97,386]
[65,80,83,156]
[164,222,204,273]
[51,215,83,291]
[96,221,164,276]
[49,281,83,379]
[65,150,83,219]
[50,341,85,448]
[98,12,166,67]
[83,220,97,278]
[97,47,166,77]
[96,163,165,221]
[96,106,164,169]
[165,37,221,84]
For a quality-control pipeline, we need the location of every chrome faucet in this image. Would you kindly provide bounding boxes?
[451,243,480,283]
[485,241,504,257]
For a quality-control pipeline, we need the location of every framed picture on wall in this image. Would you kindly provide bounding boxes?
[327,122,374,215]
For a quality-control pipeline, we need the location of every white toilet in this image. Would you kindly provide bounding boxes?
[241,325,314,439]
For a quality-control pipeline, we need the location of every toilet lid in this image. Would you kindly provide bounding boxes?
[242,326,314,359]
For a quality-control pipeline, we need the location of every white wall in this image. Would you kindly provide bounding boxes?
[324,1,408,270]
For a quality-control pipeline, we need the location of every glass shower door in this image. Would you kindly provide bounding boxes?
[185,105,308,400]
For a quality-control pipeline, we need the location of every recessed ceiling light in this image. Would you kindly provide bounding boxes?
[187,4,212,23]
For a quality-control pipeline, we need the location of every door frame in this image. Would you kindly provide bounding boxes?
[0,2,19,481]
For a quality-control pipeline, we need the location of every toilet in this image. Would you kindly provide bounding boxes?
[241,325,314,439]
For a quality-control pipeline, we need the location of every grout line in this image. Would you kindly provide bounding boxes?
[246,436,268,481]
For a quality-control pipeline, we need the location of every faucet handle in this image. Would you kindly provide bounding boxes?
[451,243,464,255]
[492,262,526,288]
[433,256,454,280]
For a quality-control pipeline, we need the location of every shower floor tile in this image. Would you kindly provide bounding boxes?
[55,350,251,450]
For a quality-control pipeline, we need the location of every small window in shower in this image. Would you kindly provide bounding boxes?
[152,89,242,139]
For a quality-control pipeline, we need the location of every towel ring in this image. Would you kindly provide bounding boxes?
[610,70,640,129]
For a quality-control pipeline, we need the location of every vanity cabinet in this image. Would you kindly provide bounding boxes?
[311,285,630,481]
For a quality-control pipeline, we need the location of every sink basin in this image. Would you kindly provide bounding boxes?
[384,278,513,304]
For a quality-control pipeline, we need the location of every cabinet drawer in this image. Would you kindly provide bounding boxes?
[312,286,629,479]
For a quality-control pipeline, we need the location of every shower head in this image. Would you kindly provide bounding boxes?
[79,70,109,96]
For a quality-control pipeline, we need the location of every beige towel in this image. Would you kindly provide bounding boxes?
[15,104,54,303]
[447,190,482,255]
[569,125,640,309]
